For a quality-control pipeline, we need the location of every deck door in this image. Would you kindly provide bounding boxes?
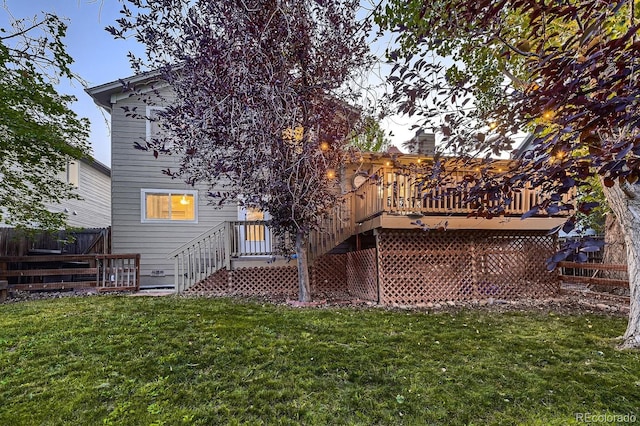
[237,206,272,256]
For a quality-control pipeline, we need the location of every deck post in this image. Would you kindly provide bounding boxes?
[224,222,232,270]
[0,280,7,303]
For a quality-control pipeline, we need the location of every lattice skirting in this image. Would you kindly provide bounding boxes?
[187,254,351,297]
[346,248,378,301]
[311,255,347,294]
[187,268,229,294]
[189,230,557,304]
[230,266,299,296]
[377,229,558,305]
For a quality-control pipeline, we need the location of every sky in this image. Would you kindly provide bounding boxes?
[1,1,416,168]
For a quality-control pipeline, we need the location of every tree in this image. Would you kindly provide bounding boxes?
[349,116,390,152]
[378,0,640,348]
[0,10,91,230]
[109,0,371,302]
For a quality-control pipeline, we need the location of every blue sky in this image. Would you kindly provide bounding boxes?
[1,1,140,166]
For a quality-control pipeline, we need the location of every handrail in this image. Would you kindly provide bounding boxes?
[308,192,355,263]
[170,222,230,293]
[352,166,573,222]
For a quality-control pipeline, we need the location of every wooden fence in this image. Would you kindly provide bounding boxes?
[559,261,629,303]
[0,227,111,257]
[0,253,140,292]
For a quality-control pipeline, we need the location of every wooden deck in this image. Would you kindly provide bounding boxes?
[350,161,571,232]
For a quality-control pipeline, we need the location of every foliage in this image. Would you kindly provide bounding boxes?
[349,116,390,152]
[378,0,638,230]
[108,0,372,301]
[0,10,91,230]
[1,296,639,425]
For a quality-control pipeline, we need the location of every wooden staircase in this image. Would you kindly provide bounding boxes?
[168,193,356,293]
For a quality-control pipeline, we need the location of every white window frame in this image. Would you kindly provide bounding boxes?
[66,160,79,188]
[141,188,198,224]
[146,106,167,142]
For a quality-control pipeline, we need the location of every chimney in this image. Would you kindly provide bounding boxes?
[404,130,435,155]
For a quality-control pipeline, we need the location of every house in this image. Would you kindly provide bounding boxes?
[0,156,111,230]
[51,157,111,229]
[87,74,569,302]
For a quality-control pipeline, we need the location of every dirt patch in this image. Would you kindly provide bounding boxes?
[2,288,629,318]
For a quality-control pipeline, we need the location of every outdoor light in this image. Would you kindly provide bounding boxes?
[326,169,336,180]
[542,110,555,121]
[319,141,330,151]
[488,121,499,130]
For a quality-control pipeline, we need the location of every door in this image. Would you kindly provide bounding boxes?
[237,206,272,256]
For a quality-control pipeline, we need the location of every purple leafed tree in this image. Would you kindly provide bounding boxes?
[108,0,372,302]
[378,0,640,348]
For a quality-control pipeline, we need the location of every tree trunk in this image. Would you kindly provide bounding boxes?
[601,181,640,349]
[295,231,312,302]
[603,213,627,282]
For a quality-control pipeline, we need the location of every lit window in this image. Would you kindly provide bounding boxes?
[141,189,197,223]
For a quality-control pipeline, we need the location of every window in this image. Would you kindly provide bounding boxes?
[141,189,197,223]
[60,160,79,188]
[245,208,265,242]
[146,106,166,142]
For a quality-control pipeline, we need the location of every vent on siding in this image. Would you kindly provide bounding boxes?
[150,270,165,277]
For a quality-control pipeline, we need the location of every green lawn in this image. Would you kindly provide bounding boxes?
[0,296,639,425]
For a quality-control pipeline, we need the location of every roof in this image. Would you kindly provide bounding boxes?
[80,157,111,177]
[85,70,164,112]
[512,134,535,159]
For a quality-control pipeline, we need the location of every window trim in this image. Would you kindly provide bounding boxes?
[146,106,166,142]
[140,188,198,224]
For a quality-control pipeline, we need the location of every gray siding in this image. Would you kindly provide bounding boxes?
[111,89,236,286]
[60,161,111,228]
[39,160,111,229]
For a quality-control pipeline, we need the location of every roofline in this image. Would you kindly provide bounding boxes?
[85,69,164,112]
[80,156,111,177]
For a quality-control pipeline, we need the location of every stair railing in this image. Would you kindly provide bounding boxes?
[168,222,230,293]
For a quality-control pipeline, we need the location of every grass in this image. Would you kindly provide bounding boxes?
[0,296,639,425]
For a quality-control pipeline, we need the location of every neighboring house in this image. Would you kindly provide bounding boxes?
[87,73,570,302]
[50,157,111,229]
[0,156,111,230]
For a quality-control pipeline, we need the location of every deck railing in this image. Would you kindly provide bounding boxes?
[353,167,565,223]
[0,253,140,292]
[308,192,355,262]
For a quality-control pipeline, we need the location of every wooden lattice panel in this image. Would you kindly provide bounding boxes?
[311,254,347,294]
[474,232,557,298]
[230,266,298,296]
[346,248,378,301]
[377,229,558,304]
[187,268,229,294]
